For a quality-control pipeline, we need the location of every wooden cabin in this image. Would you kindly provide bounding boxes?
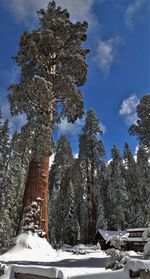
[93,229,126,250]
[124,228,150,252]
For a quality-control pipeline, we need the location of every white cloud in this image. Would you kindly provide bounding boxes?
[0,65,25,134]
[73,153,79,159]
[9,114,27,134]
[101,122,107,134]
[49,153,55,169]
[2,0,96,27]
[125,0,146,30]
[56,117,85,136]
[56,116,106,136]
[119,95,140,125]
[56,0,95,25]
[95,37,123,75]
[133,144,139,162]
[2,0,43,27]
[1,101,26,135]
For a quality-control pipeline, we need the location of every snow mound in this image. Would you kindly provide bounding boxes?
[127,250,138,256]
[0,232,57,262]
[15,232,50,250]
[127,258,150,272]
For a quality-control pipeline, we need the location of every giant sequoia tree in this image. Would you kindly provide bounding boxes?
[8,1,88,238]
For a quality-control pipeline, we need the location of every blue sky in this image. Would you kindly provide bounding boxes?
[0,0,149,160]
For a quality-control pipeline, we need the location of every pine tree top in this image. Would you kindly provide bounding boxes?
[8,1,89,158]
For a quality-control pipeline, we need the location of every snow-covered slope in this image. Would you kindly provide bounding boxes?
[0,233,140,279]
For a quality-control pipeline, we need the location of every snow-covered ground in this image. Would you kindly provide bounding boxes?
[0,232,142,279]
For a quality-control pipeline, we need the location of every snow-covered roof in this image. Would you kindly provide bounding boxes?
[126,237,150,242]
[97,229,126,241]
[127,228,147,232]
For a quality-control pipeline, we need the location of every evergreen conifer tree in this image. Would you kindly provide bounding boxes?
[129,94,150,148]
[0,114,10,254]
[0,118,10,189]
[0,133,30,254]
[123,143,138,227]
[107,146,128,230]
[8,1,88,238]
[96,162,109,230]
[136,146,150,226]
[61,172,77,244]
[70,158,83,242]
[49,135,73,244]
[78,109,105,242]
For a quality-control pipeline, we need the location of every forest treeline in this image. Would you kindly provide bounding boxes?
[0,94,149,253]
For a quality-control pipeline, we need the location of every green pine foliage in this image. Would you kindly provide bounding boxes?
[123,143,139,227]
[106,146,128,230]
[61,172,77,245]
[129,94,150,148]
[48,135,74,244]
[78,109,105,242]
[136,146,150,226]
[8,1,89,160]
[0,132,30,254]
[0,118,10,188]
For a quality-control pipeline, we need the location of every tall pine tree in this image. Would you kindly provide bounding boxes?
[123,143,138,228]
[0,132,30,254]
[49,135,73,244]
[136,146,150,226]
[107,146,128,230]
[129,94,150,149]
[78,109,105,242]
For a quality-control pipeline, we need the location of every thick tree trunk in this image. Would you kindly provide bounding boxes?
[17,155,49,239]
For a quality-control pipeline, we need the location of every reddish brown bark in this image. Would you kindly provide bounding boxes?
[17,155,49,239]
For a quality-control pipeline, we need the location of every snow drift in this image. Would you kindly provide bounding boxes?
[0,232,57,262]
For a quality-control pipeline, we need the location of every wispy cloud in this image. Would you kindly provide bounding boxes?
[95,37,123,75]
[73,153,79,159]
[1,102,26,135]
[56,117,85,137]
[56,0,96,25]
[56,115,106,136]
[125,0,146,30]
[2,0,96,27]
[49,153,55,169]
[119,95,140,125]
[101,122,107,134]
[0,65,24,135]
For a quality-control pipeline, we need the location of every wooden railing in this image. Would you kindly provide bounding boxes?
[129,270,150,279]
[140,270,150,279]
[15,273,57,279]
